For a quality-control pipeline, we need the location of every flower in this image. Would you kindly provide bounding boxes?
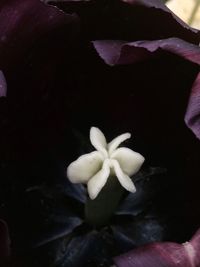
[67,127,144,199]
[0,0,199,267]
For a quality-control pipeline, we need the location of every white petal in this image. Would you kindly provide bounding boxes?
[90,127,108,156]
[87,159,110,199]
[111,159,136,193]
[108,133,131,155]
[111,147,145,176]
[67,151,103,184]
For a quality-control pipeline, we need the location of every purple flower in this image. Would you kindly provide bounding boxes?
[0,0,199,267]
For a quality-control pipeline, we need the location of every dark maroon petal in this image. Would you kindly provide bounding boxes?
[0,0,81,159]
[93,38,200,66]
[0,71,7,97]
[47,0,200,43]
[93,38,200,139]
[114,228,200,267]
[185,73,200,139]
[0,220,10,260]
[0,0,79,69]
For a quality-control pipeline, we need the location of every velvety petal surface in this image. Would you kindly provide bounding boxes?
[0,0,79,69]
[0,0,80,160]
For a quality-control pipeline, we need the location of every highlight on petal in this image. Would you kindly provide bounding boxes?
[111,147,145,176]
[111,159,136,193]
[67,151,103,184]
[90,127,108,156]
[87,159,110,199]
[185,72,200,140]
[93,37,200,66]
[108,133,131,155]
[0,71,7,97]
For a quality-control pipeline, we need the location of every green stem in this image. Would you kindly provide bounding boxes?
[188,0,200,26]
[85,175,125,227]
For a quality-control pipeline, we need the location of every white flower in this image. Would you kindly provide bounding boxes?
[67,127,145,200]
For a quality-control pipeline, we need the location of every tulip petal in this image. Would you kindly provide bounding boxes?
[0,71,7,97]
[93,37,200,66]
[87,159,110,199]
[108,133,131,155]
[111,148,144,176]
[112,159,136,193]
[90,127,108,156]
[67,151,103,183]
[185,72,200,140]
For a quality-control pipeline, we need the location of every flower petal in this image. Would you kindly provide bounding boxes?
[185,72,200,139]
[108,133,131,155]
[111,147,145,176]
[67,151,103,183]
[93,37,200,66]
[0,71,7,97]
[90,127,108,156]
[87,159,110,199]
[111,159,136,193]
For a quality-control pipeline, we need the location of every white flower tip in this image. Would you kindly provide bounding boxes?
[138,153,145,166]
[126,133,131,138]
[129,183,137,193]
[88,190,96,200]
[108,132,131,155]
[90,126,108,155]
[66,162,78,183]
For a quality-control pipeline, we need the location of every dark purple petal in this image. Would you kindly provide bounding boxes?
[114,228,200,267]
[47,0,200,43]
[0,0,81,159]
[185,73,200,139]
[93,38,200,139]
[0,0,79,69]
[93,38,200,66]
[0,71,7,97]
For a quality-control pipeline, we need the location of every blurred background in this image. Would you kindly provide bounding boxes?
[163,0,200,29]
